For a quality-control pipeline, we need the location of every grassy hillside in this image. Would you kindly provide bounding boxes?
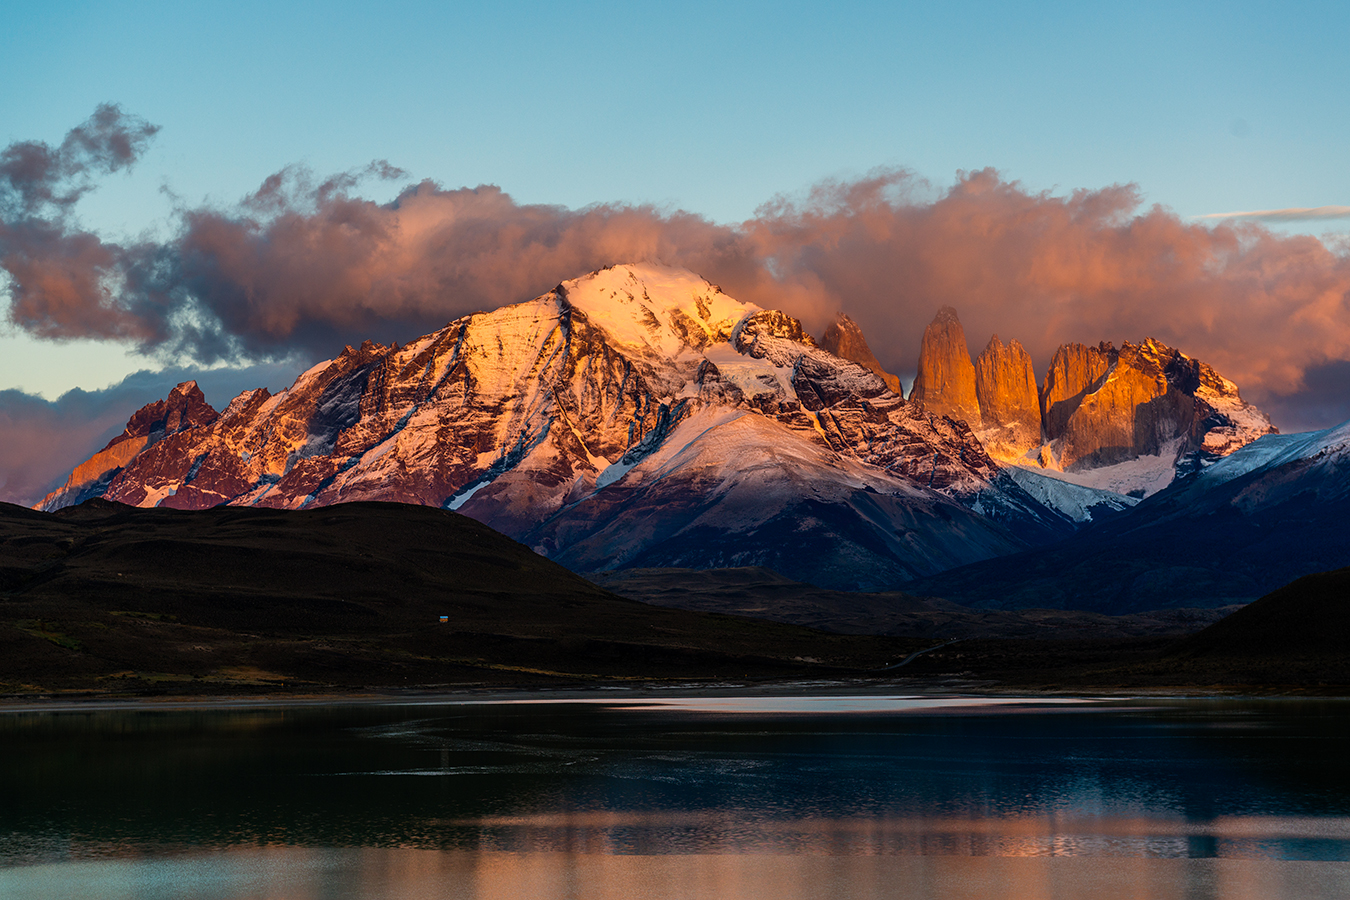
[4,499,1347,696]
[0,500,914,695]
[895,567,1350,692]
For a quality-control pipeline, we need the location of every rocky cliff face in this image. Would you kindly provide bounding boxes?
[38,382,219,510]
[901,308,1274,498]
[818,313,902,395]
[909,307,981,426]
[974,335,1041,454]
[1040,342,1115,440]
[40,264,1071,590]
[1043,338,1275,476]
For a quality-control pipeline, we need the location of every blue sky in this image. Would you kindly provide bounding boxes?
[2,0,1348,401]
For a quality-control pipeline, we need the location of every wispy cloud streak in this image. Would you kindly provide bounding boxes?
[1195,205,1350,222]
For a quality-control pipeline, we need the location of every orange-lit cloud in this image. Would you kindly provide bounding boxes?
[736,170,1350,431]
[4,110,1350,439]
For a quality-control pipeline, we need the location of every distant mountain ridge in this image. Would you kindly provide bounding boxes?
[40,381,219,511]
[40,264,1298,597]
[40,264,1072,590]
[903,417,1350,613]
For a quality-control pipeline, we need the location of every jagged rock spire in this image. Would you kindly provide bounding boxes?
[37,381,219,511]
[1040,342,1115,440]
[975,335,1041,441]
[819,313,902,394]
[909,307,981,426]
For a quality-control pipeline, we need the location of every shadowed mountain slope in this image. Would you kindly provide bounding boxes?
[0,500,915,693]
[592,567,1233,639]
[1173,566,1350,661]
[902,421,1350,614]
[4,499,1347,694]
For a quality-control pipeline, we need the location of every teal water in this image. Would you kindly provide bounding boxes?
[2,695,1348,898]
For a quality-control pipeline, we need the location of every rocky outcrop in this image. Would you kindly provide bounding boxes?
[1044,338,1275,472]
[899,307,1274,497]
[819,313,902,394]
[1040,342,1115,440]
[119,380,219,442]
[37,382,218,511]
[909,307,981,426]
[974,335,1041,452]
[39,264,1072,590]
[1054,347,1177,468]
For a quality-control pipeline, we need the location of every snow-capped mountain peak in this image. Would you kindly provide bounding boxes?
[38,263,1073,589]
[560,263,757,361]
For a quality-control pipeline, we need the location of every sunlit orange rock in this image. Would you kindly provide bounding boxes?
[1044,338,1276,470]
[1040,342,1114,440]
[909,307,981,427]
[37,381,218,510]
[974,335,1041,451]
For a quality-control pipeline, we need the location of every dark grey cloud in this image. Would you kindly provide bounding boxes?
[1248,360,1350,435]
[0,102,160,218]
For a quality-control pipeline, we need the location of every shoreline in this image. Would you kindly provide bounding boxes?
[0,677,1336,714]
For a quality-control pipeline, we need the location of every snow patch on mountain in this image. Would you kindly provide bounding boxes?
[610,406,930,514]
[1010,437,1184,499]
[1194,372,1276,459]
[564,263,754,362]
[447,478,492,510]
[701,343,798,404]
[1193,419,1350,490]
[1003,466,1138,523]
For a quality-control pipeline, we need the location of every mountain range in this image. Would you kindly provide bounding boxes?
[903,304,1275,496]
[39,264,1071,590]
[905,418,1350,613]
[35,262,1346,611]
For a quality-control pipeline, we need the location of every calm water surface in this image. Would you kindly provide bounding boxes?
[1,694,1348,899]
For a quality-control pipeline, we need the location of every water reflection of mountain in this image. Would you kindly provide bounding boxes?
[2,701,1349,864]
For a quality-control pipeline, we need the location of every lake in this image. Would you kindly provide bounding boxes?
[1,693,1348,899]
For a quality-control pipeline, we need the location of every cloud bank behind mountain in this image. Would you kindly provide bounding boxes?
[4,106,1350,504]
